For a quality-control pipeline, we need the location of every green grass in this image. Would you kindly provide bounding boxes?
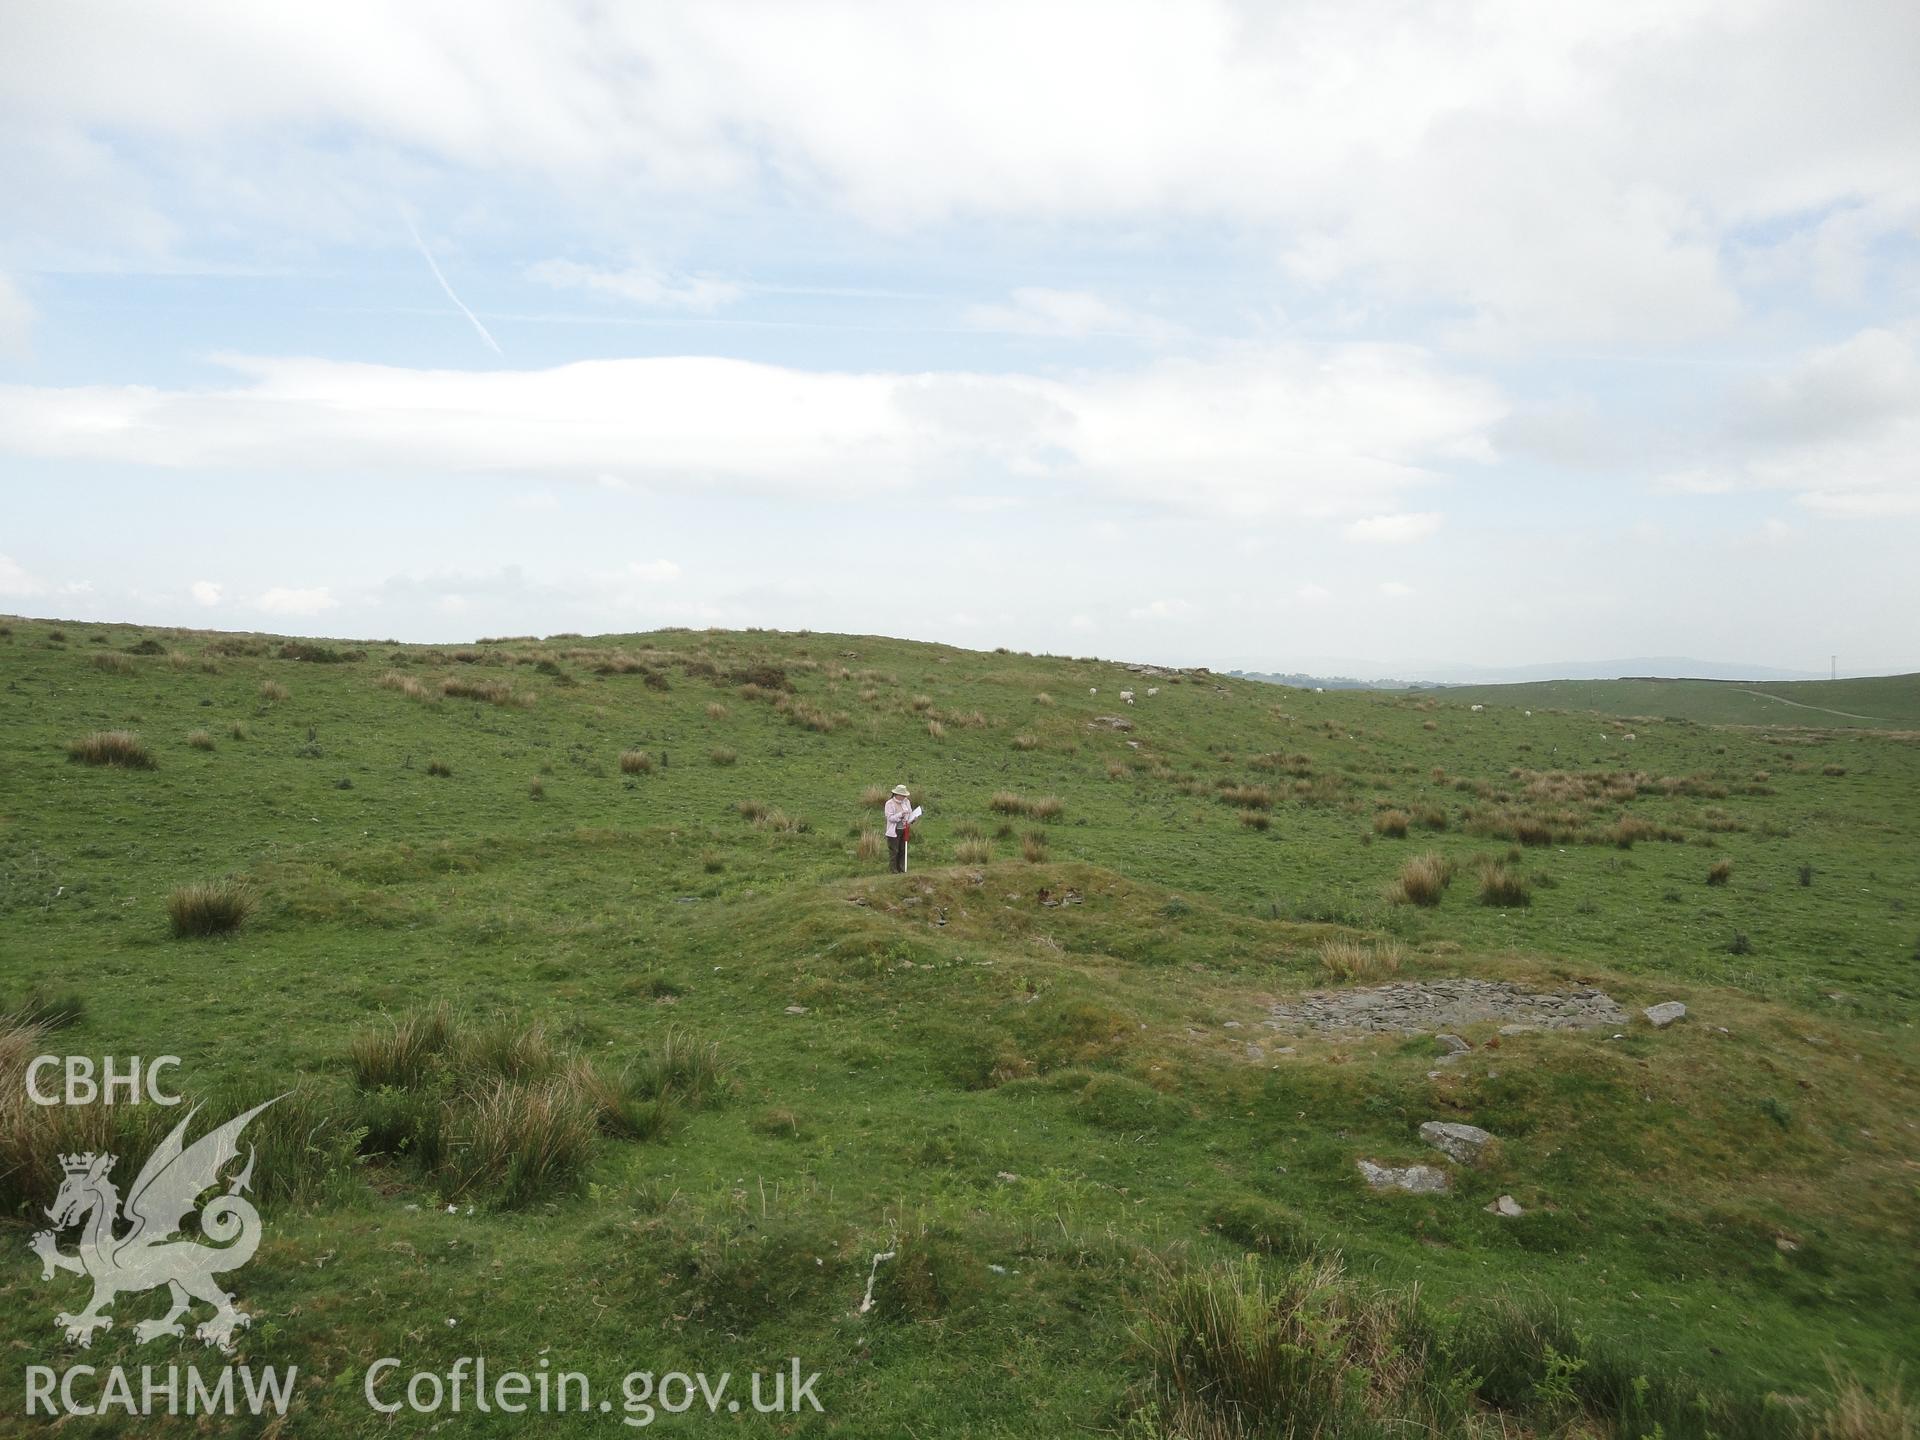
[0,615,1915,1436]
[1443,671,1920,729]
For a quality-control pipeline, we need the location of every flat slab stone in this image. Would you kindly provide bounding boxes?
[1268,979,1627,1035]
[1643,1001,1687,1028]
[1357,1160,1450,1194]
[1420,1121,1494,1164]
[1485,1194,1524,1217]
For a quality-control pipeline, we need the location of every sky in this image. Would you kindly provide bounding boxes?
[1,1,1917,677]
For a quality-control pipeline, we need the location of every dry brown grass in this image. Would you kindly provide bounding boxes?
[67,730,155,769]
[227,719,250,740]
[380,670,432,701]
[1219,783,1274,810]
[1477,862,1531,907]
[910,694,934,711]
[186,728,214,750]
[619,749,654,775]
[926,719,946,740]
[1318,938,1404,981]
[1020,832,1048,863]
[860,784,887,807]
[426,759,453,777]
[259,679,290,703]
[1034,692,1054,706]
[856,830,884,863]
[1011,733,1041,751]
[708,746,737,766]
[1372,809,1410,838]
[1238,809,1271,830]
[705,701,729,720]
[1707,857,1733,886]
[1106,761,1131,780]
[737,799,769,822]
[1388,851,1455,907]
[954,838,994,864]
[91,652,134,674]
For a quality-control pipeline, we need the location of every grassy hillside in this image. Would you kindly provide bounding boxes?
[1,615,1916,1437]
[1441,672,1920,730]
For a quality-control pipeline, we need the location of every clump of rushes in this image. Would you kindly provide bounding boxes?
[1373,809,1410,838]
[186,729,215,751]
[709,746,736,766]
[528,777,545,800]
[861,784,887,808]
[166,879,254,938]
[857,830,883,862]
[955,838,994,864]
[68,730,155,769]
[259,680,290,703]
[620,749,654,774]
[426,760,453,777]
[1012,734,1040,751]
[705,701,729,720]
[926,719,946,740]
[737,799,769,822]
[1021,831,1049,863]
[1239,810,1271,830]
[1707,858,1733,886]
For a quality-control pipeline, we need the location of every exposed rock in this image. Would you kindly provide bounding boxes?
[1420,1121,1494,1164]
[1268,979,1628,1035]
[784,1005,809,1015]
[1245,1043,1267,1062]
[1357,1160,1450,1194]
[1643,1001,1687,1028]
[1485,1194,1524,1217]
[1435,1033,1471,1055]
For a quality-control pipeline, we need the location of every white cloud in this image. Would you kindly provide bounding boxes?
[963,288,1183,341]
[0,273,32,357]
[1665,328,1920,517]
[1344,512,1441,544]
[511,488,558,510]
[1127,598,1193,620]
[189,579,221,606]
[5,3,1914,345]
[0,554,44,597]
[529,258,742,312]
[0,346,1501,521]
[256,585,340,616]
[1068,614,1094,631]
[1296,583,1331,603]
[626,559,681,583]
[1379,581,1414,598]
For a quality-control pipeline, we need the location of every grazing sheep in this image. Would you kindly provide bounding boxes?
[1624,732,1636,741]
[1470,704,1484,712]
[1146,686,1158,697]
[1119,689,1135,704]
[1089,687,1098,695]
[1523,710,1531,717]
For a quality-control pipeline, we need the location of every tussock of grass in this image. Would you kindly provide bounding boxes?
[227,719,250,740]
[1373,808,1410,837]
[444,1079,598,1208]
[349,1003,455,1090]
[426,759,453,777]
[737,798,769,822]
[1219,783,1274,810]
[927,719,946,740]
[955,838,994,864]
[379,670,432,700]
[186,728,215,750]
[1318,938,1404,980]
[1012,733,1040,751]
[259,680,290,703]
[1021,831,1049,863]
[705,701,729,720]
[442,676,527,706]
[1708,857,1734,886]
[619,749,654,775]
[1477,862,1532,907]
[992,791,1063,820]
[857,829,884,863]
[68,729,155,769]
[1388,851,1455,906]
[709,746,736,766]
[91,652,134,674]
[166,879,254,937]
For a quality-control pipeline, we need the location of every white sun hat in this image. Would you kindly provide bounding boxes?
[890,784,910,796]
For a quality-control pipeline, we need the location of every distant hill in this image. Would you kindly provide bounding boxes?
[1441,672,1920,729]
[1226,670,1439,691]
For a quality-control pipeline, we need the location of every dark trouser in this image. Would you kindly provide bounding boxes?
[888,834,906,872]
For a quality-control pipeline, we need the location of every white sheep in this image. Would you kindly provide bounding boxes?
[1470,704,1484,712]
[1146,686,1158,697]
[1089,687,1098,695]
[1119,689,1135,704]
[1523,710,1532,717]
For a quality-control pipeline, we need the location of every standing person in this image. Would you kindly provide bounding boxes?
[883,784,912,873]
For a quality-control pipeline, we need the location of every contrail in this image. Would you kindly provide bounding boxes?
[403,213,502,356]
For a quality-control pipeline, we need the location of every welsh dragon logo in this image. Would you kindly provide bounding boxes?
[29,1098,281,1353]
